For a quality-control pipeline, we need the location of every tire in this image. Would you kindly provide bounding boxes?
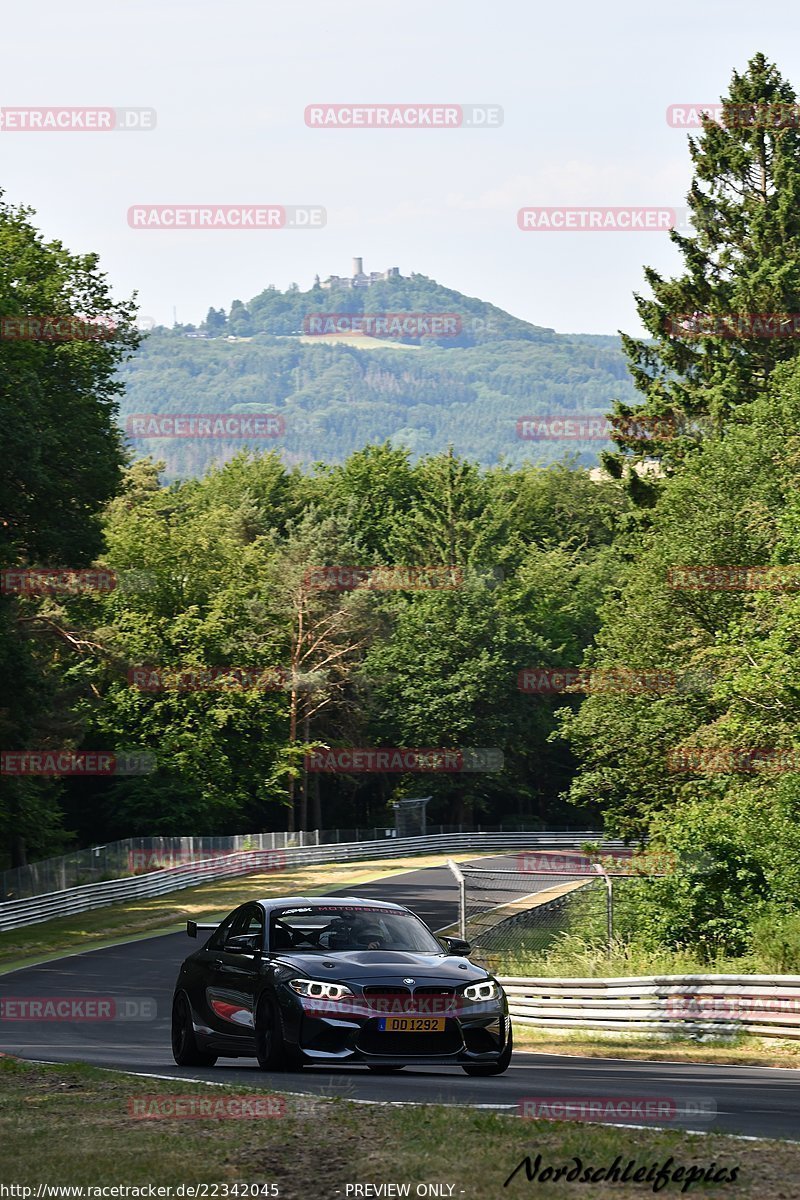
[171,993,218,1067]
[366,1064,405,1073]
[461,1024,513,1076]
[255,995,304,1072]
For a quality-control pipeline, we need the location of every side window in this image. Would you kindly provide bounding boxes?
[244,908,265,943]
[227,905,264,948]
[207,912,236,950]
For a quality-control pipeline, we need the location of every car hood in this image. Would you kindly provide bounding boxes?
[271,950,491,984]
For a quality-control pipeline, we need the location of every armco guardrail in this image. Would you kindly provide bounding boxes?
[0,831,622,932]
[498,974,800,1040]
[0,824,601,899]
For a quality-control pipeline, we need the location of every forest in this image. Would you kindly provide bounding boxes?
[4,54,800,968]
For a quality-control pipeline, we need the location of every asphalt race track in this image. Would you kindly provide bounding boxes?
[2,855,800,1140]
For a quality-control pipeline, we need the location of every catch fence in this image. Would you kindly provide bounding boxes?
[448,847,672,970]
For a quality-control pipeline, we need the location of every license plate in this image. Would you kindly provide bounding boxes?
[377,1016,446,1032]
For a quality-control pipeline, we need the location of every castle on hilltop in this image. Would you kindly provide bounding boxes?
[316,258,402,290]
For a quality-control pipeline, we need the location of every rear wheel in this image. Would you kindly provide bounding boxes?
[461,1025,513,1076]
[171,993,217,1067]
[255,996,304,1072]
[366,1064,405,1073]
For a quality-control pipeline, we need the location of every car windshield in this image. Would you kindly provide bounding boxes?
[269,905,443,953]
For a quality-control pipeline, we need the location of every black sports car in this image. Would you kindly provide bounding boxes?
[171,895,512,1074]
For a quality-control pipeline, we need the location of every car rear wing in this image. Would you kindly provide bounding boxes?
[187,920,218,938]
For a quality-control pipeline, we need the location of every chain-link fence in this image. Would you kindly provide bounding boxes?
[452,861,600,969]
[450,849,669,973]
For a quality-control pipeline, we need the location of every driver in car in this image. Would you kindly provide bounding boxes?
[321,915,385,950]
[354,920,385,950]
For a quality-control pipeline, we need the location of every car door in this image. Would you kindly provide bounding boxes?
[204,904,264,1048]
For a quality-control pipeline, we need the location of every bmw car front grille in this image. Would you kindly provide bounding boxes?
[357,1022,463,1056]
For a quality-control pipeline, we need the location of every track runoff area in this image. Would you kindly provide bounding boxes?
[1,853,799,1139]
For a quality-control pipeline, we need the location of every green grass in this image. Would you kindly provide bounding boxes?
[474,880,760,978]
[484,932,759,979]
[471,876,769,979]
[1,1057,797,1198]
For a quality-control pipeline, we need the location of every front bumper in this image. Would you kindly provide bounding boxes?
[279,994,511,1065]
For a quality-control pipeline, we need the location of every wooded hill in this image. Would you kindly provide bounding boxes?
[118,274,638,478]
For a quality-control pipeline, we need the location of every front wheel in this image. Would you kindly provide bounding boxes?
[461,1025,513,1076]
[171,993,218,1067]
[255,996,304,1072]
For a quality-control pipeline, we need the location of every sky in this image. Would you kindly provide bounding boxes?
[1,0,799,336]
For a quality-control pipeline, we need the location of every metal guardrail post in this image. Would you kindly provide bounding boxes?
[446,858,467,941]
[593,861,613,957]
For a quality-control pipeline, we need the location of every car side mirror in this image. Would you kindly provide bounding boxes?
[440,936,471,956]
[224,934,261,955]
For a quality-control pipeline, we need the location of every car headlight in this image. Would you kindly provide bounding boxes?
[287,978,354,1001]
[463,980,503,1002]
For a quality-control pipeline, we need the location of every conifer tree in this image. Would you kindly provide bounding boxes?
[607,53,800,485]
